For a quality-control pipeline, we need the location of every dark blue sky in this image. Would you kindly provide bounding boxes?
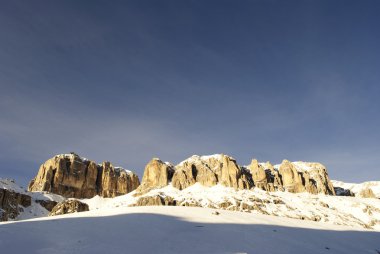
[1,0,379,186]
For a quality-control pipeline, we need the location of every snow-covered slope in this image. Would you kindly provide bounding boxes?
[17,192,65,220]
[1,206,379,254]
[0,178,65,202]
[332,180,380,198]
[2,177,380,253]
[2,177,380,230]
[79,183,380,230]
[0,178,65,220]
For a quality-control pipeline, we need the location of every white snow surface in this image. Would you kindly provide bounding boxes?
[292,161,321,171]
[2,177,380,231]
[0,178,27,193]
[56,153,89,162]
[114,166,133,174]
[332,180,380,198]
[200,154,225,161]
[17,191,66,221]
[1,206,380,254]
[273,161,323,172]
[80,183,380,230]
[177,154,227,167]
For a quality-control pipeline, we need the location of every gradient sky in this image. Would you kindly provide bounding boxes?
[1,0,379,186]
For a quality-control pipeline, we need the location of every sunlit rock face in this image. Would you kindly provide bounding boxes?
[171,155,253,191]
[138,154,335,196]
[136,158,175,193]
[278,160,306,193]
[247,159,268,190]
[30,152,335,199]
[49,200,89,216]
[289,161,336,195]
[259,161,284,192]
[28,153,140,198]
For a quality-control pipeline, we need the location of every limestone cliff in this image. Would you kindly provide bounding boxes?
[171,155,252,191]
[28,153,140,198]
[290,161,335,195]
[28,153,336,198]
[138,154,335,196]
[136,158,175,193]
[247,159,268,190]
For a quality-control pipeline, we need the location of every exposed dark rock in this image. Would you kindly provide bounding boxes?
[334,187,355,197]
[49,200,89,216]
[36,200,59,212]
[0,188,32,221]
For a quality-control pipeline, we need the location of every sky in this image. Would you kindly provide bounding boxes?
[0,0,379,186]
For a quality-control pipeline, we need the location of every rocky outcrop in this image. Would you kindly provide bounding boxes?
[36,200,58,212]
[49,200,89,216]
[358,188,376,198]
[171,155,253,190]
[171,168,197,190]
[133,195,176,206]
[136,158,174,193]
[291,162,335,195]
[334,187,355,196]
[100,162,140,197]
[265,160,336,195]
[260,161,283,192]
[241,160,336,195]
[220,155,252,189]
[172,156,217,190]
[278,160,306,193]
[28,153,140,198]
[248,159,268,190]
[0,188,31,221]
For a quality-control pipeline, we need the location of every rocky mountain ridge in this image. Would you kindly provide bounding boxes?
[136,154,336,195]
[1,153,379,229]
